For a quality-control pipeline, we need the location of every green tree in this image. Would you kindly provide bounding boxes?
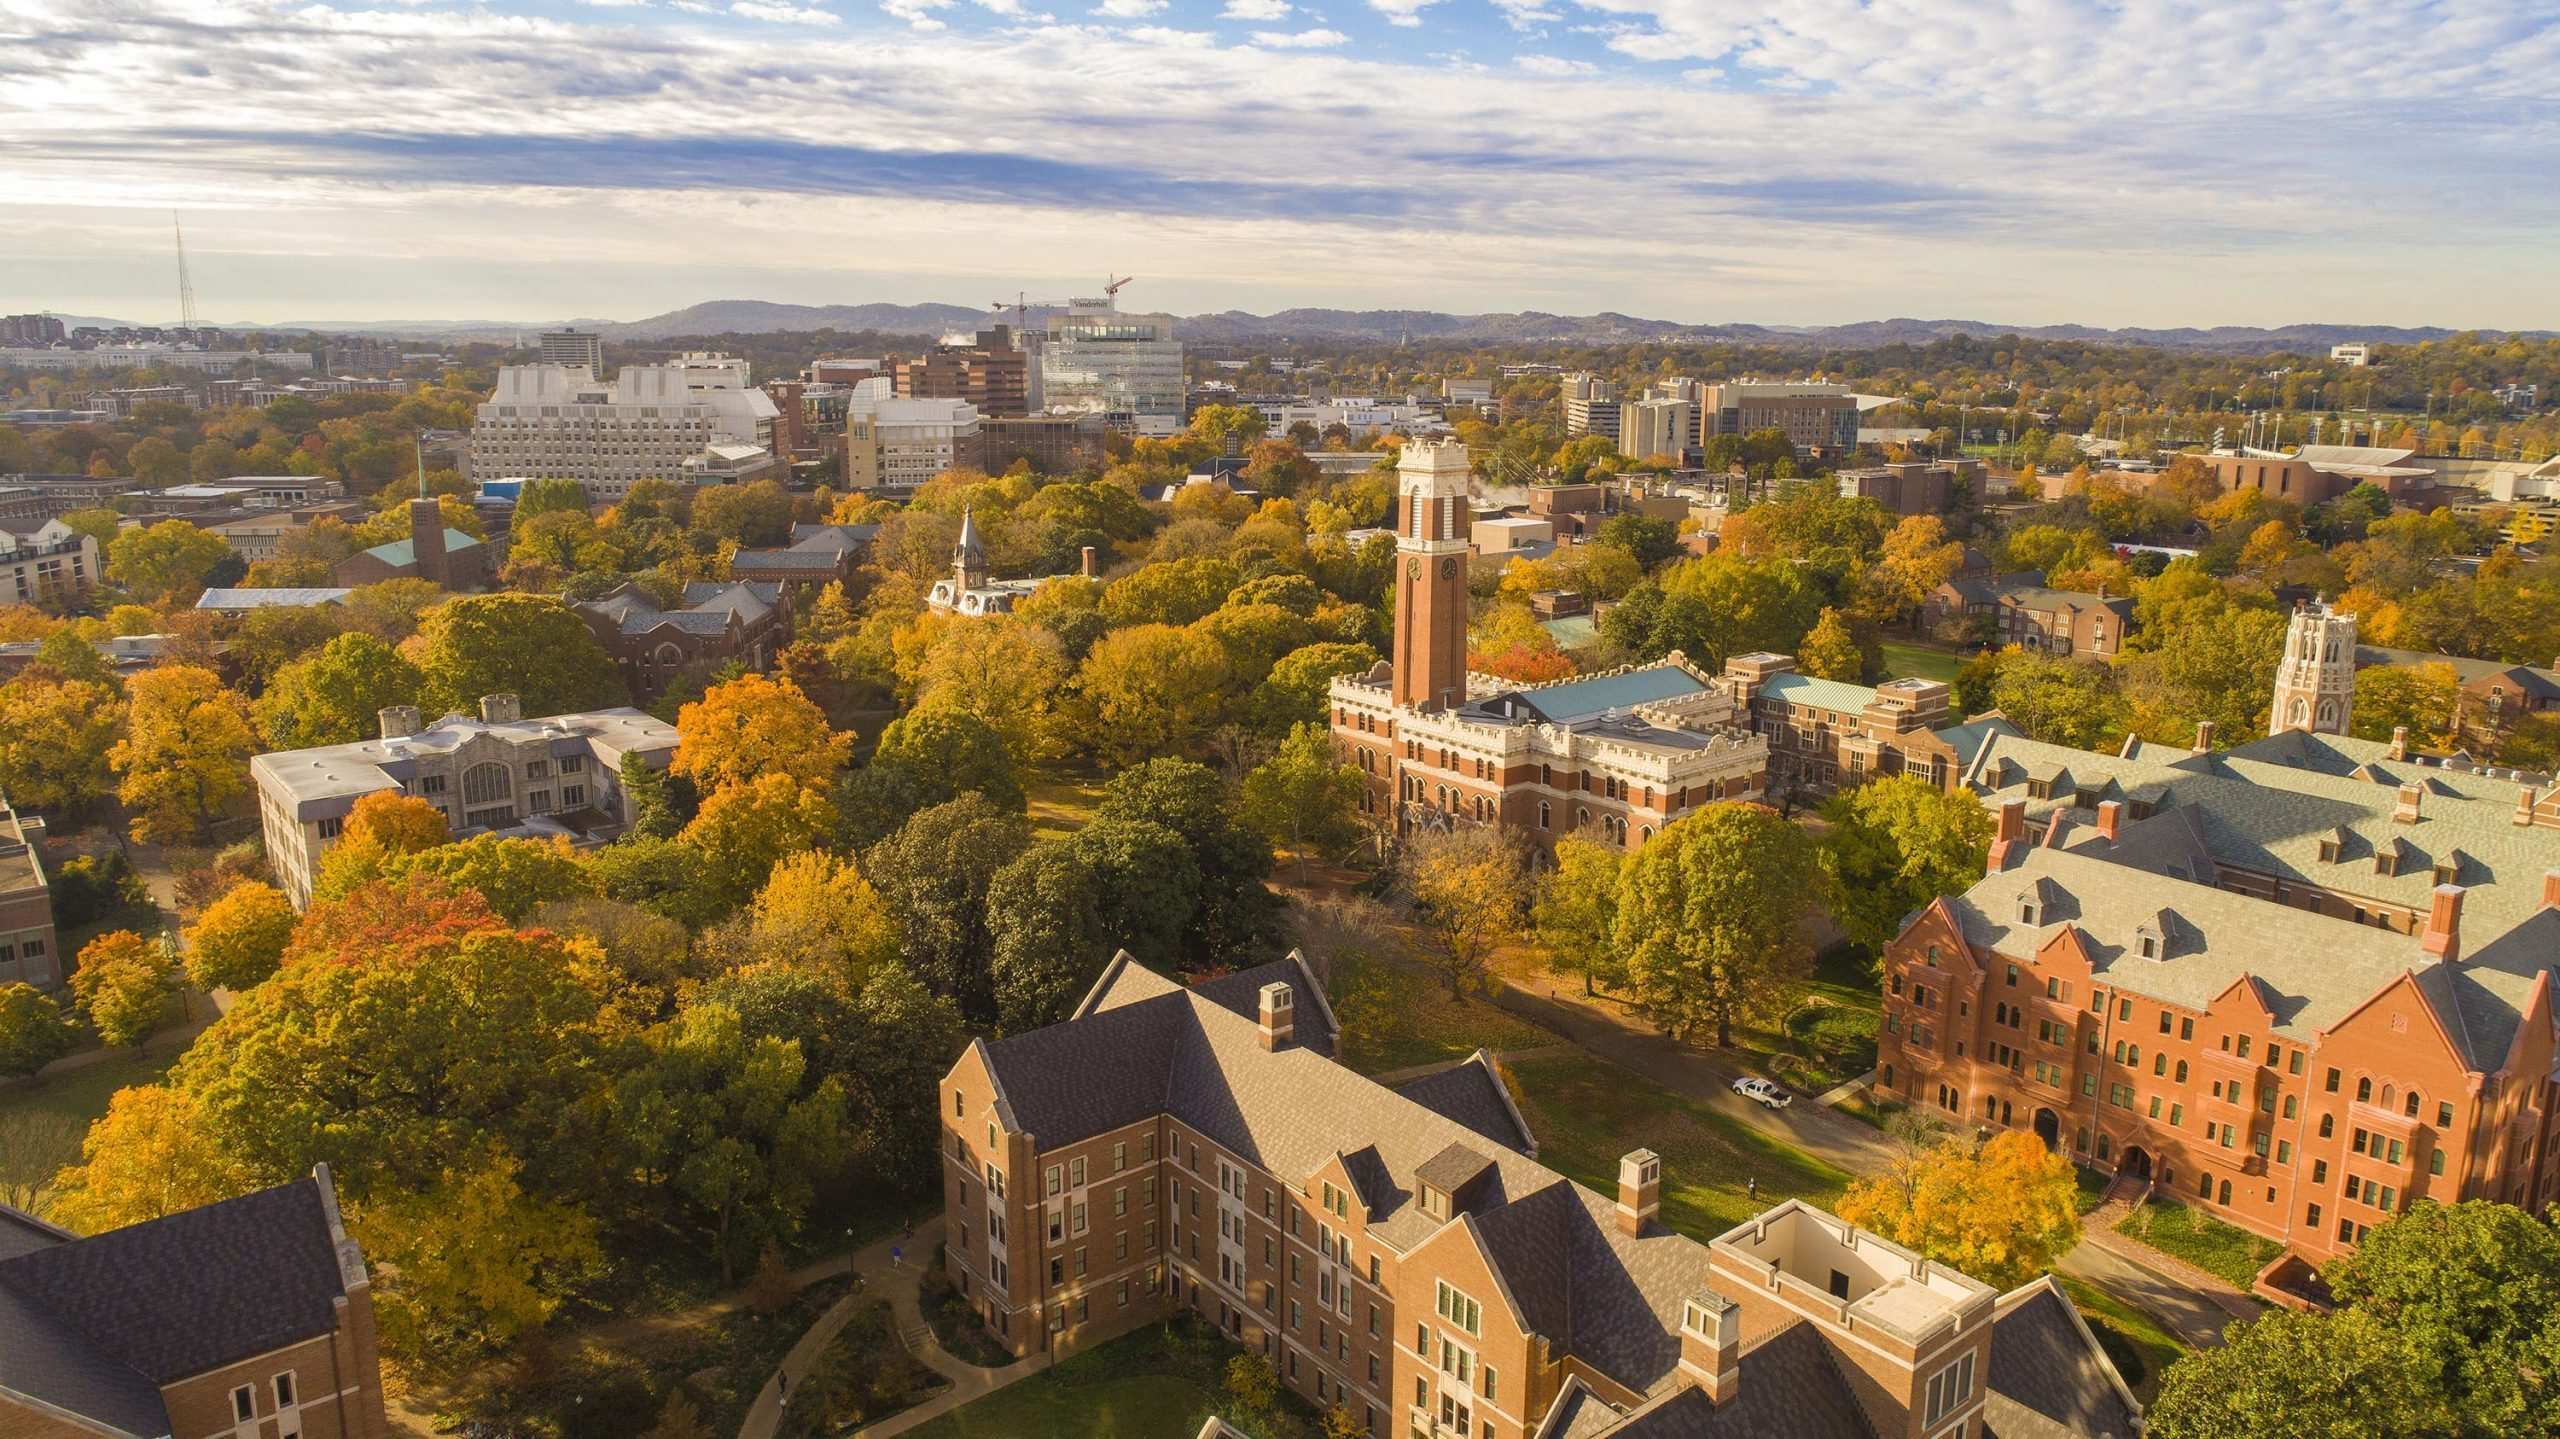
[1817,776,1995,952]
[863,793,1031,1024]
[512,476,591,520]
[587,833,730,931]
[109,665,258,844]
[56,506,125,553]
[413,593,625,718]
[230,604,349,688]
[868,707,1025,812]
[182,881,298,992]
[1989,649,2129,751]
[1239,722,1365,875]
[0,982,76,1077]
[1093,759,1278,966]
[1225,1352,1280,1418]
[2322,1200,2560,1435]
[689,479,795,547]
[106,519,232,603]
[390,835,597,923]
[2149,1308,2448,1439]
[1532,836,1625,995]
[70,931,177,1048]
[613,1001,851,1283]
[1252,640,1381,731]
[1065,816,1199,971]
[2349,663,2463,752]
[255,632,426,750]
[1100,555,1240,627]
[1074,622,1231,764]
[1615,804,1823,1046]
[985,841,1109,1033]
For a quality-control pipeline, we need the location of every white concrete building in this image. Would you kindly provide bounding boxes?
[252,695,677,907]
[0,520,98,604]
[1040,300,1184,436]
[2331,342,2373,367]
[538,329,604,377]
[0,347,313,373]
[842,378,981,494]
[465,357,780,501]
[1252,397,1449,436]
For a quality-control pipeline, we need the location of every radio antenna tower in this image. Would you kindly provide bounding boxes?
[172,212,199,329]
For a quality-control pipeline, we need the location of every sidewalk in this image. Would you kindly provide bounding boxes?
[2079,1193,2264,1323]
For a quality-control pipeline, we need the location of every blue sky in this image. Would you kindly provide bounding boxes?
[3,0,2556,329]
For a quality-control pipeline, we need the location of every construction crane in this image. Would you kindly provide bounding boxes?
[171,212,198,330]
[1103,274,1132,301]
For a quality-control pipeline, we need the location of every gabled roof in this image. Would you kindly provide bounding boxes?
[1393,1050,1538,1155]
[0,1172,359,1435]
[1469,665,1710,726]
[1980,1278,2144,1439]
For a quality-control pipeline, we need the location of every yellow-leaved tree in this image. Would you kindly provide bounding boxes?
[671,672,851,795]
[108,664,258,844]
[1837,1127,2080,1291]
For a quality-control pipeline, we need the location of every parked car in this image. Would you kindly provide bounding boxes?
[1730,1076,1793,1110]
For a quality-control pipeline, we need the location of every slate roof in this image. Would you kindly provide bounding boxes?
[733,522,878,573]
[0,1174,357,1436]
[2357,645,2560,700]
[1963,726,2560,1064]
[1980,1280,2144,1439]
[1392,1051,1537,1154]
[577,579,778,637]
[1940,571,2130,615]
[193,586,352,611]
[1568,1324,1881,1438]
[1485,666,1710,725]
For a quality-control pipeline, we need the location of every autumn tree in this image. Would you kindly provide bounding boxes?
[413,592,625,717]
[1398,826,1527,998]
[182,881,297,992]
[746,850,899,988]
[2350,663,2463,752]
[350,1151,603,1379]
[46,1086,248,1232]
[1818,776,1995,951]
[1253,641,1381,731]
[672,672,852,795]
[1796,606,1869,682]
[389,834,597,924]
[255,632,426,750]
[1861,514,1966,625]
[0,982,76,1078]
[1532,835,1625,995]
[1615,804,1823,1047]
[70,930,177,1048]
[106,519,232,603]
[310,791,452,901]
[678,772,841,913]
[1074,622,1231,765]
[1836,1129,2079,1291]
[0,676,124,814]
[110,664,258,843]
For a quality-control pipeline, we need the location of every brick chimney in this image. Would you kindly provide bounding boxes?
[1257,982,1294,1052]
[1616,1149,1660,1237]
[2421,884,2463,963]
[1080,544,1098,578]
[378,705,422,741]
[2191,720,2215,755]
[1987,798,2027,870]
[2096,799,2122,842]
[2395,781,2423,824]
[479,693,522,724]
[1679,1292,1742,1402]
[2390,725,2410,761]
[2519,788,2538,828]
[2543,870,2560,911]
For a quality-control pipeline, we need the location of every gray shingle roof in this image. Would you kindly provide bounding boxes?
[0,1175,356,1434]
[1393,1052,1537,1154]
[1980,1280,2144,1439]
[1592,1324,1881,1438]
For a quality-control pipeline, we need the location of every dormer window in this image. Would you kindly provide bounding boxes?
[2017,896,2041,925]
[2138,934,2159,959]
[1420,1185,1448,1220]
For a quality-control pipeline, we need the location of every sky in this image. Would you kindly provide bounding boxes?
[3,0,2556,331]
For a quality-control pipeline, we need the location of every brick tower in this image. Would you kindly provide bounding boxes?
[2271,597,2357,736]
[1392,439,1472,710]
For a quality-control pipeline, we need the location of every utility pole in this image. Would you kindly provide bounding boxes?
[171,212,198,329]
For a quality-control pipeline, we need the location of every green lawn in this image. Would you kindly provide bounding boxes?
[0,1047,181,1214]
[1025,775,1109,841]
[1879,640,1965,684]
[1744,941,1880,1095]
[1508,1054,1853,1236]
[2058,1276,2186,1405]
[1332,953,1554,1076]
[907,1317,1321,1439]
[2114,1197,2281,1290]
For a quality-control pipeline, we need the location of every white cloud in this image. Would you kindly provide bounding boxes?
[1514,53,1592,73]
[733,0,837,19]
[1489,0,1554,29]
[574,0,653,8]
[879,0,950,24]
[1253,25,1344,46]
[1091,0,1166,15]
[1219,0,1289,18]
[973,0,1026,13]
[1366,0,1433,26]
[1126,23,1215,44]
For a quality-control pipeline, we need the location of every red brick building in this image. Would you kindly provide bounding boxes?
[0,1167,392,1437]
[940,952,2142,1438]
[1718,654,2015,807]
[1877,720,2560,1282]
[1328,441,1768,851]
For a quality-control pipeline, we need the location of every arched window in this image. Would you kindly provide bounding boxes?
[462,763,512,806]
[2404,1090,2421,1119]
[2290,697,2310,724]
[1537,801,1550,830]
[2357,1076,2374,1103]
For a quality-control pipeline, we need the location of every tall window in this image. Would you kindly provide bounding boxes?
[461,762,512,806]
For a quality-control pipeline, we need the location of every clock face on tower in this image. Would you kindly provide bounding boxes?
[1407,557,1422,580]
[1440,557,1460,579]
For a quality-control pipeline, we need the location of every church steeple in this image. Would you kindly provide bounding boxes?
[952,507,989,592]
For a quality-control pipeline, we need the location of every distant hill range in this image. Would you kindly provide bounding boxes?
[34,301,2550,352]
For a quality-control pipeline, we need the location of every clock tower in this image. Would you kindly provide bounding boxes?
[1392,439,1473,710]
